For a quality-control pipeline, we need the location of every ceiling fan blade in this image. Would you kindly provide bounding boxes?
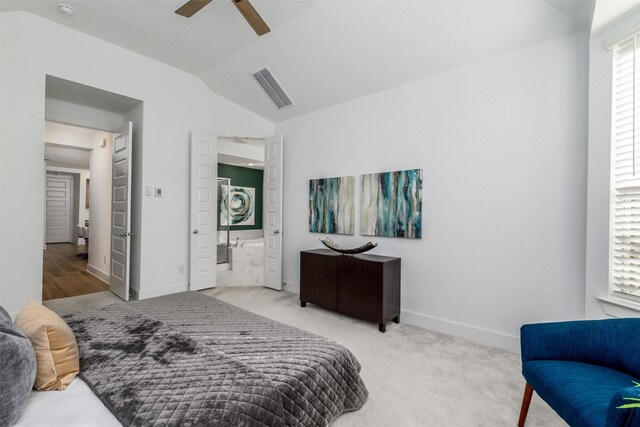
[232,0,271,36]
[175,0,213,18]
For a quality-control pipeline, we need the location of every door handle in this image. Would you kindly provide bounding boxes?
[193,229,199,234]
[120,232,126,237]
[273,230,280,234]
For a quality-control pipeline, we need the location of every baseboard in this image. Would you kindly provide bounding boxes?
[401,309,520,354]
[282,280,518,352]
[138,282,188,300]
[87,264,110,284]
[283,281,300,294]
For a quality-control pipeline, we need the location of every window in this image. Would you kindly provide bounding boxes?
[611,34,640,298]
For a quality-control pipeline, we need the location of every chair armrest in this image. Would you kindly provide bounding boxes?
[520,319,640,365]
[607,383,640,427]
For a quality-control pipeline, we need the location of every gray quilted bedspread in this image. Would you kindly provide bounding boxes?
[64,292,368,427]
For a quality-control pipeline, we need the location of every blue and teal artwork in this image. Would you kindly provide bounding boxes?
[309,176,355,235]
[361,169,423,238]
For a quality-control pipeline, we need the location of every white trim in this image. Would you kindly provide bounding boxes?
[401,309,520,354]
[287,280,519,352]
[597,295,640,317]
[138,282,188,300]
[605,25,640,50]
[214,130,270,140]
[86,264,110,284]
[283,281,300,294]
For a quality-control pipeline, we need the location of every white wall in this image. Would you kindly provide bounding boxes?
[46,98,125,132]
[585,9,640,319]
[276,31,589,352]
[45,121,95,149]
[0,11,273,315]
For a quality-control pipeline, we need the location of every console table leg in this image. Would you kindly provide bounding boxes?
[379,323,386,333]
[393,315,400,324]
[300,301,306,307]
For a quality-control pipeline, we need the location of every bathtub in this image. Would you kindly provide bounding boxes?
[238,238,264,248]
[217,238,264,287]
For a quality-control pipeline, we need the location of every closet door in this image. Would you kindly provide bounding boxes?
[45,174,73,244]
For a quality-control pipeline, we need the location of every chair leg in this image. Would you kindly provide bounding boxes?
[518,383,534,427]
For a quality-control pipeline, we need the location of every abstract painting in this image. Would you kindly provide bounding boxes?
[221,185,255,226]
[361,169,423,238]
[309,176,355,235]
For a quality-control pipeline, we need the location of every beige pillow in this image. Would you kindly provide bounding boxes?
[15,301,79,391]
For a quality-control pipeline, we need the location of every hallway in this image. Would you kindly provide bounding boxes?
[42,243,109,301]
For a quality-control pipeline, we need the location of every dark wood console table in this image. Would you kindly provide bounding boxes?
[300,249,401,332]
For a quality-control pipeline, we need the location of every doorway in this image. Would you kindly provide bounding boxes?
[42,75,142,303]
[215,136,266,288]
[42,123,113,301]
[189,133,283,291]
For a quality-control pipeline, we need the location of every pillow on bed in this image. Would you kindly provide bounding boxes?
[0,304,36,426]
[15,301,79,391]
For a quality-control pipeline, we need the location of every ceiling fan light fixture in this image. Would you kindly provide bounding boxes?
[57,3,76,16]
[176,0,269,36]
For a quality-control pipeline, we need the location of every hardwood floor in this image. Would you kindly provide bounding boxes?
[43,243,109,301]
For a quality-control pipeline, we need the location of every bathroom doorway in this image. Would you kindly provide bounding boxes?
[216,136,266,287]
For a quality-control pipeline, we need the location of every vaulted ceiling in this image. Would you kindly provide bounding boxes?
[1,0,599,123]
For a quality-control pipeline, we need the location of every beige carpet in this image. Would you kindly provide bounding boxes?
[45,287,566,426]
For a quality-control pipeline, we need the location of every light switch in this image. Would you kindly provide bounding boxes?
[154,187,163,197]
[146,186,152,196]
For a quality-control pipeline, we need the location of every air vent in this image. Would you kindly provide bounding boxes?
[252,67,294,110]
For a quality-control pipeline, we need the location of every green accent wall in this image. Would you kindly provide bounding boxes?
[218,163,263,230]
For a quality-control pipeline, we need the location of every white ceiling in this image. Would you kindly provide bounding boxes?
[591,0,640,34]
[2,0,595,122]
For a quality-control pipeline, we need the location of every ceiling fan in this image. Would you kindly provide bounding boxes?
[175,0,270,36]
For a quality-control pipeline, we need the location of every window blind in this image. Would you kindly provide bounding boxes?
[611,35,640,298]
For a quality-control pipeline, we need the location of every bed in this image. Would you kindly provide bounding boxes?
[32,291,367,426]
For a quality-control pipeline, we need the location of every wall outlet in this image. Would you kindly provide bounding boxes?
[178,265,184,274]
[103,256,107,264]
[154,187,163,197]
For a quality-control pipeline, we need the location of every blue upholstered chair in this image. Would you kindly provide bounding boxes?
[518,319,640,427]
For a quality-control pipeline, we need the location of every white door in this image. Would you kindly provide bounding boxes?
[264,134,283,290]
[189,132,217,291]
[110,122,133,301]
[45,174,73,244]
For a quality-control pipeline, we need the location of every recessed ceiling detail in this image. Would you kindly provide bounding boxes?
[252,67,293,110]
